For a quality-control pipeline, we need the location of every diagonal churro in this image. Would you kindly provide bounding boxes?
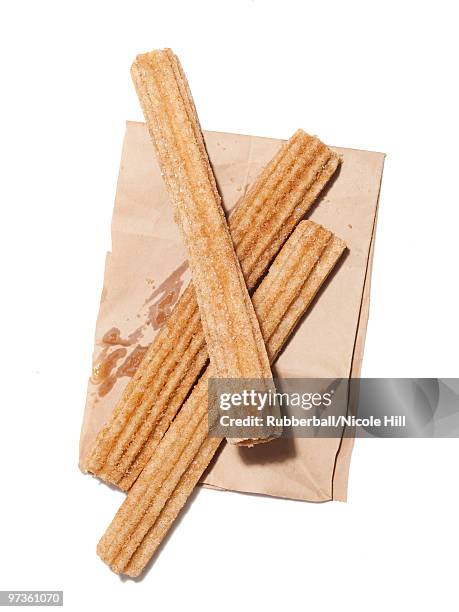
[85,125,341,490]
[131,48,277,445]
[97,220,346,576]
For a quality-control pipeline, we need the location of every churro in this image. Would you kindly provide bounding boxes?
[97,221,346,576]
[132,48,278,447]
[86,125,340,489]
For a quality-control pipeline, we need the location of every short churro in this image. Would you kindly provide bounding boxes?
[86,125,340,489]
[97,220,346,576]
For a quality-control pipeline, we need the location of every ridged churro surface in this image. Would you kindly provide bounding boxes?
[85,125,341,489]
[97,221,346,576]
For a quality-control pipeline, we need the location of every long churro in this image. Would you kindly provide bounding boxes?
[97,220,346,576]
[86,125,341,489]
[133,47,273,389]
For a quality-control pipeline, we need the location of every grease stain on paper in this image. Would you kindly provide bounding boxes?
[91,261,189,398]
[145,261,188,329]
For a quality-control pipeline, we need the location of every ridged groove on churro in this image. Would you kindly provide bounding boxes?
[123,436,221,576]
[86,125,341,488]
[97,221,346,576]
[269,234,346,360]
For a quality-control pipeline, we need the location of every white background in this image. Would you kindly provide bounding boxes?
[1,1,458,610]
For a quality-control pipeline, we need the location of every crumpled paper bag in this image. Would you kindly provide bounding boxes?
[79,121,385,502]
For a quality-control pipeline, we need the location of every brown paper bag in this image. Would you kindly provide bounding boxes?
[79,121,385,502]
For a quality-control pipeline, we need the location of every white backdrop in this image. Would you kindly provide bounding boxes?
[1,1,458,610]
